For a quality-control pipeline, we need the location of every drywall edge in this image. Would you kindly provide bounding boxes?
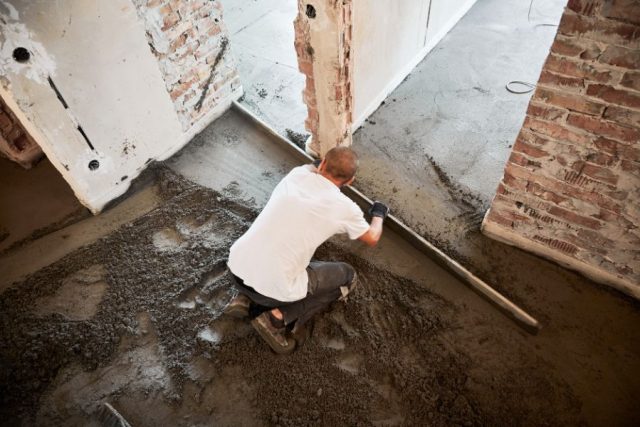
[352,0,478,132]
[481,215,640,300]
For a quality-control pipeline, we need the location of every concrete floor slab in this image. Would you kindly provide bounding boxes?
[354,0,565,200]
[167,109,299,206]
[0,182,161,291]
[0,157,87,253]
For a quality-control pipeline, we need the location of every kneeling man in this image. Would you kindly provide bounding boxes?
[227,146,389,353]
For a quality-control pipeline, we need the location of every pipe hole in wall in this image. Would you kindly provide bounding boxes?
[88,160,100,171]
[13,47,30,63]
[306,4,316,18]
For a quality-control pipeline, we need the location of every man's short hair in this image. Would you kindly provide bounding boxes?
[324,146,358,183]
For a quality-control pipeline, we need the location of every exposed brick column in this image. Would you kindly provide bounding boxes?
[132,0,242,131]
[0,97,42,168]
[294,0,353,157]
[482,0,640,298]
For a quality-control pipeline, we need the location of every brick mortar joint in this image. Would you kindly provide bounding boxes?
[526,110,640,141]
[499,172,625,217]
[502,161,627,208]
[562,7,640,29]
[545,53,634,79]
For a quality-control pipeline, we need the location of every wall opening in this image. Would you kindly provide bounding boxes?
[221,0,308,148]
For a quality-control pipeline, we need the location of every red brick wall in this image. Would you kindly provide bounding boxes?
[133,0,242,131]
[483,0,640,297]
[294,0,353,156]
[0,97,42,168]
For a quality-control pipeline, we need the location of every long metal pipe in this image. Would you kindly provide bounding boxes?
[231,101,540,334]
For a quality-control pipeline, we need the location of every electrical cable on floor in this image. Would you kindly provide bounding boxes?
[528,0,559,28]
[506,81,536,94]
[504,0,558,95]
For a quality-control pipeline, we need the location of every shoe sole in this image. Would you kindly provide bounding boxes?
[250,317,296,355]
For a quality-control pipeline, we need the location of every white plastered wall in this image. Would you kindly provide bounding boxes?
[0,0,237,213]
[352,0,478,130]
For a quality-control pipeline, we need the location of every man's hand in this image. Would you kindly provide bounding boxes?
[369,201,390,220]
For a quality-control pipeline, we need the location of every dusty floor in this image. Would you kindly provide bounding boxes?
[223,0,307,141]
[2,166,622,427]
[0,157,87,254]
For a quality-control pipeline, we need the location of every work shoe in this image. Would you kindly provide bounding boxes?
[251,312,296,355]
[225,294,251,318]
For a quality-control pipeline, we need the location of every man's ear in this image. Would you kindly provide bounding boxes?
[318,159,327,172]
[343,176,355,187]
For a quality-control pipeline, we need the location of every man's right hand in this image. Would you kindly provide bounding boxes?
[369,201,390,220]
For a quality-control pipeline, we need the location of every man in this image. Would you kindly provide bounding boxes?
[226,146,389,354]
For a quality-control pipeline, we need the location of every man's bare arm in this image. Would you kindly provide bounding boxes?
[358,216,383,247]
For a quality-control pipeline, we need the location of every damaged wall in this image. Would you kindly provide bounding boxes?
[0,0,241,213]
[0,95,42,168]
[294,0,353,157]
[132,0,242,131]
[482,0,640,298]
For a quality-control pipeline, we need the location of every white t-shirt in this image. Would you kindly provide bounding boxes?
[227,165,370,302]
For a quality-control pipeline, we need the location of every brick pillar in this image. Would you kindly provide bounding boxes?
[0,96,43,168]
[294,0,353,157]
[132,0,242,132]
[482,0,640,298]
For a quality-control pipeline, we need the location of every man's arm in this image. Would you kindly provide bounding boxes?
[358,201,389,246]
[358,216,383,247]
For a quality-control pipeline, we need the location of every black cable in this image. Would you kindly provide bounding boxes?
[505,81,536,94]
[505,0,558,95]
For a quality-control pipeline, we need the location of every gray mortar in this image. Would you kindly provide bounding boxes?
[0,167,588,426]
[285,128,309,151]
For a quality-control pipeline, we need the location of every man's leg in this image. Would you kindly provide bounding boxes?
[229,274,296,354]
[280,261,357,328]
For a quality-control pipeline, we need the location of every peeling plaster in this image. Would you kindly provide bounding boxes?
[0,3,56,85]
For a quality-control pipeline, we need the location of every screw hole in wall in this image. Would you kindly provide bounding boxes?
[306,4,316,18]
[88,160,100,171]
[13,47,30,63]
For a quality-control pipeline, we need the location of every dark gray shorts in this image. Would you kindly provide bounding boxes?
[232,260,356,326]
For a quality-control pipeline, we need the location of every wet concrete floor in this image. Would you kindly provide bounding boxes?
[1,0,639,424]
[1,108,638,425]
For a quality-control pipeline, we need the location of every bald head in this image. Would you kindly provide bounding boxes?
[323,146,358,184]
